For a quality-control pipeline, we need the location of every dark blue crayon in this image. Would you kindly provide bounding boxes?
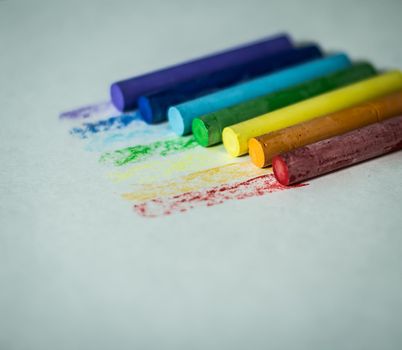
[137,45,323,124]
[111,33,293,111]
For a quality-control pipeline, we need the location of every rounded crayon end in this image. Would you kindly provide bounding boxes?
[138,96,154,124]
[110,83,125,111]
[272,155,290,186]
[192,118,210,147]
[222,127,242,157]
[168,106,186,136]
[248,138,267,168]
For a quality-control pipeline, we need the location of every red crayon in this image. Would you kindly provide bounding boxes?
[273,115,402,185]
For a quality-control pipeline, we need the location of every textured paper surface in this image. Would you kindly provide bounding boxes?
[1,0,402,349]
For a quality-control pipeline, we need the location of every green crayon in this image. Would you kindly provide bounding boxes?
[192,62,377,147]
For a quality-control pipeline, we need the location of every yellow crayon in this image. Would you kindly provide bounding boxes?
[222,70,402,156]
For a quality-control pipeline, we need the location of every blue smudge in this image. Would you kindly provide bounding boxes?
[84,125,175,152]
[70,112,139,139]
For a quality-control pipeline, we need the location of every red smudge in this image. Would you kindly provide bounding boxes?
[133,174,306,218]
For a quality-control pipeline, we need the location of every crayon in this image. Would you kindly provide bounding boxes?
[140,45,322,124]
[111,34,293,111]
[222,70,402,157]
[272,115,402,185]
[193,61,376,147]
[249,90,402,167]
[169,54,351,136]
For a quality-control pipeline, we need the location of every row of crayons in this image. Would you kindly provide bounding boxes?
[111,33,402,185]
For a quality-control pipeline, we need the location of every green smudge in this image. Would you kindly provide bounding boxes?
[99,136,199,166]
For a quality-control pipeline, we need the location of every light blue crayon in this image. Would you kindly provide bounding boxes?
[168,53,351,135]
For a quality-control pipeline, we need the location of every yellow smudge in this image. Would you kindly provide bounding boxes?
[122,162,272,202]
[108,145,246,183]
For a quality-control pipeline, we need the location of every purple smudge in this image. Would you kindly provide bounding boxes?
[59,101,115,120]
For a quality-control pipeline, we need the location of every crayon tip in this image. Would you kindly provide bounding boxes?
[272,155,290,186]
[168,106,186,136]
[192,118,210,147]
[110,83,125,111]
[138,96,154,124]
[248,138,267,168]
[222,127,243,157]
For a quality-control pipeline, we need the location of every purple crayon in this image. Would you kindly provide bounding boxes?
[139,45,322,124]
[110,33,293,111]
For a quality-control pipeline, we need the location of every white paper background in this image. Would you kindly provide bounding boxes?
[1,0,402,349]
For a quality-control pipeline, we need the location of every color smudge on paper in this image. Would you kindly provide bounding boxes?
[60,101,116,120]
[70,112,138,139]
[100,136,199,166]
[107,145,244,183]
[60,102,307,218]
[122,162,269,202]
[134,174,305,218]
[84,124,175,152]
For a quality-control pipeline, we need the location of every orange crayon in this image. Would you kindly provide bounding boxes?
[249,90,402,168]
